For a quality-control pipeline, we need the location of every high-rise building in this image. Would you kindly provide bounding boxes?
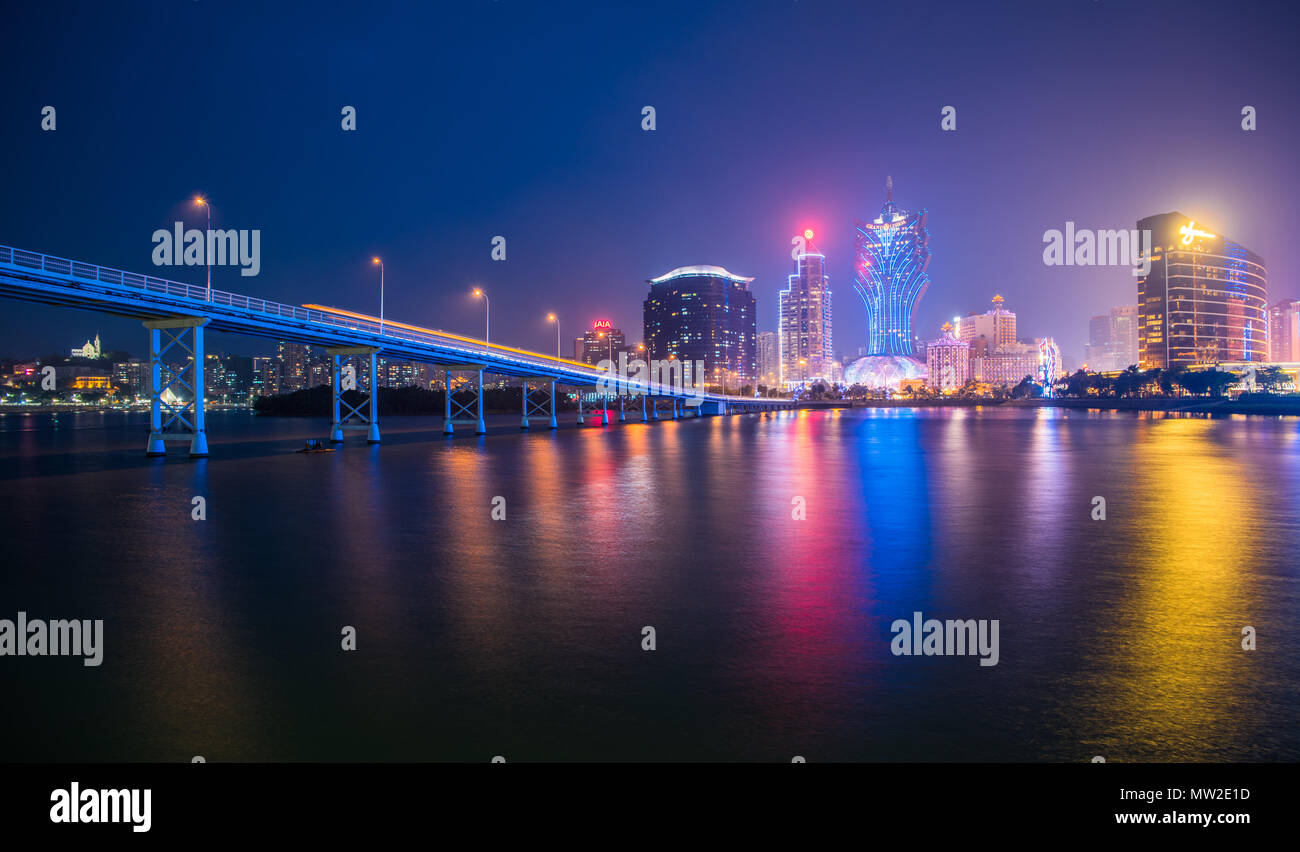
[1269,299,1300,362]
[956,295,1017,356]
[644,265,757,389]
[112,360,148,395]
[1137,212,1268,368]
[779,229,833,388]
[926,323,969,391]
[252,356,276,397]
[757,331,779,388]
[579,321,626,367]
[276,341,310,393]
[853,177,931,357]
[1085,305,1139,371]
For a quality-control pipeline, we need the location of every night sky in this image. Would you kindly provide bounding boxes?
[2,0,1297,365]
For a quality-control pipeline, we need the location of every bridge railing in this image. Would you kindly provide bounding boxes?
[0,244,784,403]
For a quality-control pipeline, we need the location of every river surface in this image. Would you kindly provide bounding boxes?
[1,407,1297,762]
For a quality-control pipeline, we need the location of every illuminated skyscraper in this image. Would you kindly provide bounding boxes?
[644,265,756,389]
[1085,305,1138,371]
[757,331,779,387]
[779,229,833,388]
[1137,212,1267,368]
[853,177,931,356]
[580,321,626,367]
[276,340,310,393]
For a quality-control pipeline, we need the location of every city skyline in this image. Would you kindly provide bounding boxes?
[2,1,1297,369]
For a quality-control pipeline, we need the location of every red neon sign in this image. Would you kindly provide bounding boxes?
[593,320,612,329]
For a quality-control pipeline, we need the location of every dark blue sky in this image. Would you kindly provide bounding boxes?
[2,0,1297,364]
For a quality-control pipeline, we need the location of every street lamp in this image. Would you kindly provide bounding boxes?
[547,313,560,362]
[371,257,384,335]
[598,331,613,425]
[193,196,211,300]
[472,288,489,351]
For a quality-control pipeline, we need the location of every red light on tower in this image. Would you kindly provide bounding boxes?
[804,229,815,241]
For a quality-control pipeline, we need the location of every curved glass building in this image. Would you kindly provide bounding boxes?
[643,265,757,389]
[1136,212,1268,368]
[853,177,931,357]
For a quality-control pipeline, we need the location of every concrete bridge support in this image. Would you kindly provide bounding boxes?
[143,316,210,457]
[327,346,381,444]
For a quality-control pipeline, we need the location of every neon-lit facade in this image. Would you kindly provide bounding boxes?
[778,231,833,388]
[1137,211,1267,368]
[853,176,931,356]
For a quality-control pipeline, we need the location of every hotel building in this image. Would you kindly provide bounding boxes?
[1136,212,1267,368]
[644,265,757,389]
[779,230,833,388]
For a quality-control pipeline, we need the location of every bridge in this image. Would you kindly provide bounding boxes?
[0,245,792,456]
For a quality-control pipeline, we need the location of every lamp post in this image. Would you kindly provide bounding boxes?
[371,257,384,335]
[472,288,489,352]
[547,313,560,362]
[598,331,613,424]
[193,196,211,301]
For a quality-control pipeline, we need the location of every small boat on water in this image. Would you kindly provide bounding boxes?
[296,439,335,454]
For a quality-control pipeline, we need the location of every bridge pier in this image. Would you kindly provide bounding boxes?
[577,390,584,425]
[641,393,648,422]
[618,392,626,422]
[443,364,487,435]
[143,317,210,457]
[326,346,381,444]
[671,397,679,419]
[521,379,552,430]
[651,396,659,420]
[601,392,610,426]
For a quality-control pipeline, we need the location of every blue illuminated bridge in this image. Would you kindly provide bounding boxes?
[0,245,791,456]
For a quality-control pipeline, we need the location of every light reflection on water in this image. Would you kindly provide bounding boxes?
[0,408,1296,762]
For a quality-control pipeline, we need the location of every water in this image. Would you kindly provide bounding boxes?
[1,407,1297,762]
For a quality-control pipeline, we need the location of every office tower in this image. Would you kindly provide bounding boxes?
[757,331,779,387]
[853,177,931,356]
[251,356,275,397]
[779,229,833,388]
[1136,212,1267,368]
[276,341,310,393]
[580,321,627,367]
[644,265,757,389]
[1086,305,1139,371]
[1269,299,1300,362]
